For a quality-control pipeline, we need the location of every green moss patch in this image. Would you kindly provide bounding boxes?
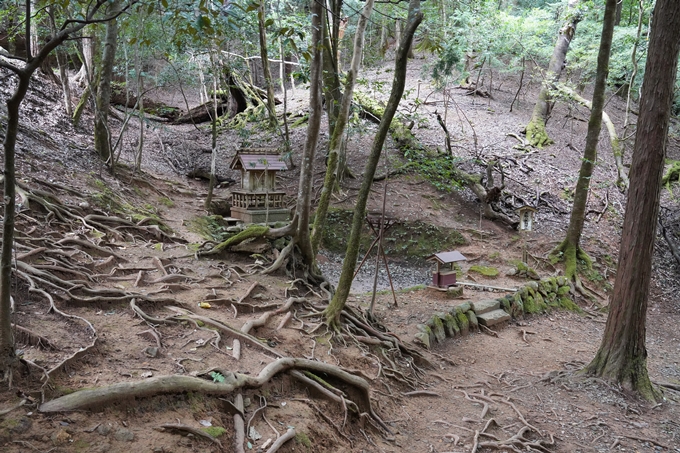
[321,208,465,262]
[469,265,499,278]
[202,426,227,438]
[296,431,312,448]
[187,215,231,241]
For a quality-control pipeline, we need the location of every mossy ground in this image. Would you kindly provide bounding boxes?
[187,215,231,241]
[321,208,465,262]
[202,426,227,438]
[469,265,499,278]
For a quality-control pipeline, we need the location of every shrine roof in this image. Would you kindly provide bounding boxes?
[427,251,467,264]
[230,153,287,171]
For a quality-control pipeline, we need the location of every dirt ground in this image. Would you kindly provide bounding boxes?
[1,53,679,453]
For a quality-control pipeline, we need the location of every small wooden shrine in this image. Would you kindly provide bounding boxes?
[428,250,467,288]
[229,148,290,223]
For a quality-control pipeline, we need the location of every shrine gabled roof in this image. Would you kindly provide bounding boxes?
[230,154,287,171]
[427,250,467,264]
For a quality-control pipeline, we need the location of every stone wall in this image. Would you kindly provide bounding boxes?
[414,276,577,349]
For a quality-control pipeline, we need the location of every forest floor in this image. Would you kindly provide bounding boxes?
[1,54,680,453]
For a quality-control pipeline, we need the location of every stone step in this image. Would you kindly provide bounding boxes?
[477,309,511,327]
[471,299,500,315]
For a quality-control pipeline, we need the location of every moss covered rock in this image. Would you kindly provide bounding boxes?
[498,296,512,312]
[533,292,548,311]
[447,285,464,299]
[455,301,472,313]
[417,324,435,346]
[443,313,460,337]
[415,332,431,349]
[559,296,581,312]
[466,310,479,330]
[556,276,569,287]
[456,310,470,335]
[510,293,524,318]
[524,295,543,314]
[431,316,447,343]
[557,285,571,296]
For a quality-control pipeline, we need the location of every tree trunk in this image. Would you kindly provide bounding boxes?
[292,0,325,273]
[257,0,277,128]
[311,0,375,256]
[322,0,343,140]
[553,0,616,279]
[525,0,581,148]
[582,0,680,401]
[0,76,28,375]
[75,33,95,86]
[48,6,73,116]
[94,0,121,163]
[323,0,423,328]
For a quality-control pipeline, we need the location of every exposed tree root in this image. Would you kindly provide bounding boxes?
[197,225,271,257]
[0,399,27,417]
[159,423,223,447]
[265,427,296,453]
[39,357,387,430]
[12,324,57,350]
[478,425,554,453]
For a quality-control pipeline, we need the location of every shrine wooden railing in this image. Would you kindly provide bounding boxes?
[231,191,286,209]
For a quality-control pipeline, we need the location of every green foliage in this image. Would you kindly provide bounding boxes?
[401,146,466,192]
[570,13,650,95]
[209,371,226,383]
[428,4,555,86]
[431,44,461,81]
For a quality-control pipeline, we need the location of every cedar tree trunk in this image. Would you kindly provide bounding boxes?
[582,0,680,402]
[323,0,423,327]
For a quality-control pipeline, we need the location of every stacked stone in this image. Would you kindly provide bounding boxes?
[415,302,479,349]
[414,276,577,349]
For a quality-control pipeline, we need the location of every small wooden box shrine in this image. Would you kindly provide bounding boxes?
[428,251,467,288]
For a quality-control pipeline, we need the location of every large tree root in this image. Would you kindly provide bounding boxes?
[39,357,387,431]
